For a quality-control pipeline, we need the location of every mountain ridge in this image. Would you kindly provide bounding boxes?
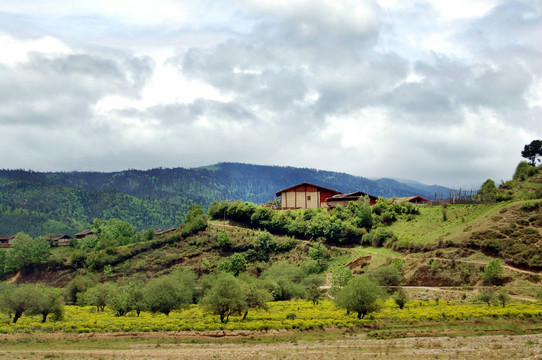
[0,162,452,236]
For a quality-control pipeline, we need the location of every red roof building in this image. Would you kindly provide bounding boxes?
[326,191,378,208]
[275,182,341,209]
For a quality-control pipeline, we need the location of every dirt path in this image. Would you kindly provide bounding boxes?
[0,333,540,359]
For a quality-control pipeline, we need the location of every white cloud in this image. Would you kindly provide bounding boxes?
[0,32,71,66]
[0,0,540,187]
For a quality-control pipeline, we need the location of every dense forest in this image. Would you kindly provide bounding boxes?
[0,163,451,236]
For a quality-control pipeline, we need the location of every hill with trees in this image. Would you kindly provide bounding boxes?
[0,159,540,342]
[0,163,451,236]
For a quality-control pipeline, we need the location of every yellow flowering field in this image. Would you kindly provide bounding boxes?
[0,300,541,334]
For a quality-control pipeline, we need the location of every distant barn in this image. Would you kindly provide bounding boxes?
[275,182,341,209]
[393,196,431,205]
[0,235,14,248]
[75,230,95,239]
[46,234,72,246]
[326,191,378,208]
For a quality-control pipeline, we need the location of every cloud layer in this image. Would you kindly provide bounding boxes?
[0,0,541,187]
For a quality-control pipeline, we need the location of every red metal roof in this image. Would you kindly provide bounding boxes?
[275,182,341,197]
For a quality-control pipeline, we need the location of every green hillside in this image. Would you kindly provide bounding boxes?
[0,163,452,236]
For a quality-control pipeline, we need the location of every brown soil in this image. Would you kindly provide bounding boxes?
[0,333,540,359]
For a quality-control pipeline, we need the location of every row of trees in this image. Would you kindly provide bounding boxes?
[0,283,63,323]
[208,197,418,244]
[2,257,517,325]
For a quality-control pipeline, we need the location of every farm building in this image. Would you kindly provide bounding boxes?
[275,182,341,209]
[75,230,95,239]
[46,234,72,246]
[0,235,14,248]
[326,191,378,208]
[393,196,431,205]
[154,228,176,236]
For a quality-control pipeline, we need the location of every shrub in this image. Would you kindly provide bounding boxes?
[335,276,383,319]
[483,259,504,285]
[217,232,231,249]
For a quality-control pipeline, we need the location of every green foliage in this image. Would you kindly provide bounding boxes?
[143,271,194,316]
[477,288,496,306]
[496,289,511,308]
[64,275,95,304]
[217,231,231,249]
[4,232,50,273]
[513,161,539,181]
[220,253,247,276]
[180,205,208,237]
[483,259,504,285]
[0,250,6,277]
[302,274,325,305]
[200,272,247,324]
[331,266,353,296]
[261,261,305,301]
[251,230,277,260]
[208,200,229,220]
[0,284,37,323]
[371,264,401,291]
[477,179,497,201]
[92,218,140,249]
[238,276,272,320]
[393,288,408,309]
[79,283,114,312]
[362,228,396,247]
[26,285,64,323]
[521,139,542,165]
[336,275,383,319]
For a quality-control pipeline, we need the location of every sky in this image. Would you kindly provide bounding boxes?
[0,0,541,188]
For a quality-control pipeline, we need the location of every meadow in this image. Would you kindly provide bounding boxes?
[1,299,541,334]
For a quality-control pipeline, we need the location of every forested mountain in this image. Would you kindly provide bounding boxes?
[0,162,450,236]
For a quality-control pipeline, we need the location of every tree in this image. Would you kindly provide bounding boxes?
[477,288,495,307]
[393,287,408,309]
[64,275,95,305]
[144,272,193,316]
[331,266,353,295]
[496,289,511,308]
[336,276,383,319]
[200,273,247,324]
[483,259,504,285]
[521,140,542,165]
[251,230,277,260]
[217,232,231,249]
[79,283,113,312]
[4,232,50,273]
[0,284,37,323]
[239,276,272,320]
[513,161,538,181]
[181,204,208,237]
[128,280,147,316]
[108,284,134,316]
[27,285,64,323]
[261,262,305,301]
[302,274,325,305]
[228,253,247,276]
[371,264,401,292]
[92,218,140,249]
[477,179,497,201]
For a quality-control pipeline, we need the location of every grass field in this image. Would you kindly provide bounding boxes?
[0,326,540,359]
[1,299,541,334]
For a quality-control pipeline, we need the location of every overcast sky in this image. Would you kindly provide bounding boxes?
[0,0,541,187]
